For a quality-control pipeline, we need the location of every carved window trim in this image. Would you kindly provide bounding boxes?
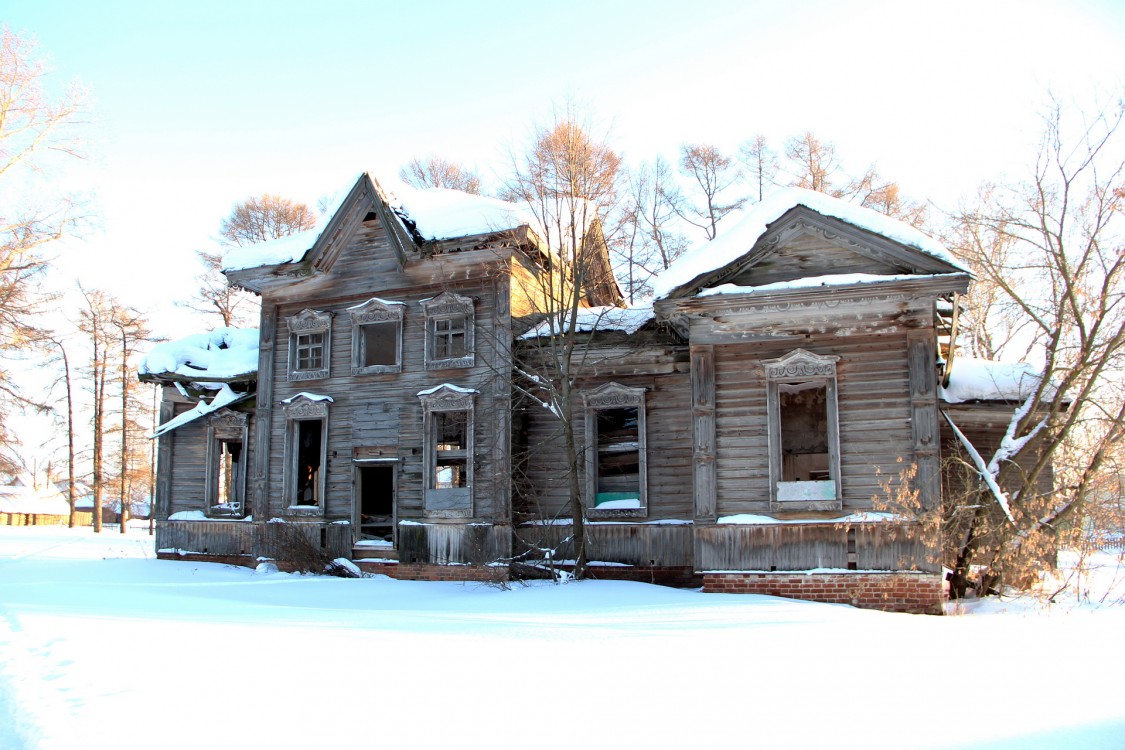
[582,382,648,520]
[282,395,330,517]
[349,298,404,375]
[764,349,842,512]
[421,292,475,370]
[287,309,332,381]
[418,385,476,519]
[204,409,249,518]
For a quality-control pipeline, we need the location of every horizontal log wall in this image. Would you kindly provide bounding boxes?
[156,520,257,556]
[696,523,937,573]
[397,522,512,565]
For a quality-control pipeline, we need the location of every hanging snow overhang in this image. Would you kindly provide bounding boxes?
[150,386,254,439]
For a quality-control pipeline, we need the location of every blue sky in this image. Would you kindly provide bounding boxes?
[6,0,1125,335]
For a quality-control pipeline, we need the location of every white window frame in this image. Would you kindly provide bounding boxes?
[287,309,332,381]
[349,297,404,375]
[583,382,648,520]
[421,292,475,370]
[764,349,842,511]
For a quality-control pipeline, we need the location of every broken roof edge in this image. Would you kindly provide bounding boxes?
[652,187,970,300]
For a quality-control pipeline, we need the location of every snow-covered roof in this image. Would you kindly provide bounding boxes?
[940,358,1044,403]
[140,328,259,381]
[518,305,654,339]
[652,187,967,299]
[151,384,252,438]
[0,478,70,515]
[221,173,537,272]
[698,273,965,298]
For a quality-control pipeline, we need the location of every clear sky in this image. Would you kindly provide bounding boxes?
[6,0,1125,337]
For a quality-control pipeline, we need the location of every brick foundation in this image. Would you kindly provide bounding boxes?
[702,572,944,614]
[567,564,702,588]
[156,551,257,567]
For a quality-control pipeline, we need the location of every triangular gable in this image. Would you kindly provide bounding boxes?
[653,188,968,299]
[224,173,417,293]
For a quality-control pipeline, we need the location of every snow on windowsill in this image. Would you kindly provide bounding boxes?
[167,511,253,522]
[281,392,334,404]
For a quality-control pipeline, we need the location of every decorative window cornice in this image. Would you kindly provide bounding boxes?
[581,381,646,409]
[283,395,331,419]
[288,308,332,332]
[420,291,473,317]
[418,384,477,412]
[349,297,404,325]
[763,349,839,380]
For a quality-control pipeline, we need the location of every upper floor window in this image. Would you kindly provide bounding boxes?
[764,349,842,511]
[287,309,332,381]
[583,382,648,519]
[421,292,475,370]
[282,393,332,516]
[349,297,404,375]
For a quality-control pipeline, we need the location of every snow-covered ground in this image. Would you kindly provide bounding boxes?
[1,527,1122,750]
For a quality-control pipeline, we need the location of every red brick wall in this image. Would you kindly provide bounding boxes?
[702,572,944,614]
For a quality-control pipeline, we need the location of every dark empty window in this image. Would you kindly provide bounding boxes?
[215,439,243,513]
[294,420,323,506]
[357,465,394,542]
[361,322,399,367]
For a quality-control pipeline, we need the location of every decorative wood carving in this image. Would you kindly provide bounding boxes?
[349,297,404,325]
[418,385,476,411]
[763,349,839,380]
[581,381,645,408]
[287,308,332,332]
[283,397,330,419]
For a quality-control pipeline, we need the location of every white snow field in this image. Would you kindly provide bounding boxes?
[1,527,1122,750]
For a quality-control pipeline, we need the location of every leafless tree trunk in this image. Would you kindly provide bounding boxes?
[400,156,483,194]
[675,144,746,240]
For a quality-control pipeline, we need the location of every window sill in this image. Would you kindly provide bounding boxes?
[285,505,324,517]
[588,507,649,520]
[425,355,475,370]
[352,364,402,376]
[288,368,330,381]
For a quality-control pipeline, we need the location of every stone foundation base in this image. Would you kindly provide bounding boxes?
[702,572,944,614]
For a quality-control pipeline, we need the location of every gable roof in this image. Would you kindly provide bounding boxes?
[652,187,969,299]
[221,172,537,275]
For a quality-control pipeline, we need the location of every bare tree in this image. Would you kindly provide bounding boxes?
[504,113,624,579]
[0,27,83,452]
[78,287,112,532]
[400,156,483,194]
[183,194,316,328]
[219,194,315,247]
[109,305,154,533]
[783,131,843,194]
[738,134,780,202]
[944,99,1125,597]
[43,335,79,527]
[616,157,688,301]
[675,144,746,240]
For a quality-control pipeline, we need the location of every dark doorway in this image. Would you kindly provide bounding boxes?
[357,464,395,543]
[295,420,323,506]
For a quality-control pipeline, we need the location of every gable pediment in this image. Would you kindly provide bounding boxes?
[718,206,953,290]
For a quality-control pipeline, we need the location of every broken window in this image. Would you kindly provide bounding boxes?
[765,350,841,509]
[418,385,476,517]
[206,410,250,518]
[422,293,475,370]
[583,383,648,518]
[356,463,395,543]
[283,395,330,514]
[288,309,332,381]
[350,298,403,374]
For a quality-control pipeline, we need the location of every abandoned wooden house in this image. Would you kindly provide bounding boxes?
[141,173,1026,613]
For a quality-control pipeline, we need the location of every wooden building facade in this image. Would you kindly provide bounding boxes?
[145,176,1003,613]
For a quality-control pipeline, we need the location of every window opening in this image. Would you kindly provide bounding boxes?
[594,407,641,508]
[779,382,830,482]
[433,317,467,360]
[214,439,243,514]
[361,322,398,367]
[295,420,323,506]
[432,410,468,489]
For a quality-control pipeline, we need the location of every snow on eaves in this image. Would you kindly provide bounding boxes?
[151,384,250,438]
[699,273,964,297]
[652,187,968,299]
[940,358,1045,404]
[519,305,654,339]
[139,328,259,380]
[221,174,537,272]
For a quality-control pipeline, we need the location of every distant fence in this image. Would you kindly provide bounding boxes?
[2,511,97,526]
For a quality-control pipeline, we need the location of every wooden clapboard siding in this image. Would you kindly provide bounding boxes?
[518,361,694,521]
[398,522,512,565]
[712,331,917,517]
[517,523,694,566]
[156,520,256,555]
[166,405,208,517]
[727,231,897,288]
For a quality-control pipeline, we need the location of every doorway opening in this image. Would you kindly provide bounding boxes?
[356,464,395,544]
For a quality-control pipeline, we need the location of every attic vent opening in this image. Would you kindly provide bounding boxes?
[362,211,379,223]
